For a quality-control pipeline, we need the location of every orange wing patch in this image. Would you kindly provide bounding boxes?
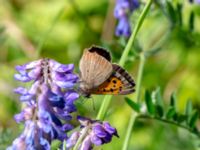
[91,76,123,94]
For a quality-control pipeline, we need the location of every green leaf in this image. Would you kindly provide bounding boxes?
[189,110,199,129]
[166,107,176,119]
[153,87,163,107]
[145,90,155,115]
[185,100,193,124]
[189,11,195,31]
[155,105,164,117]
[176,3,183,26]
[176,114,187,123]
[125,97,140,113]
[166,1,177,25]
[170,92,176,108]
[185,100,193,115]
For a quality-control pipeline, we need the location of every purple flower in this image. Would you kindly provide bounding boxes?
[8,59,79,150]
[189,0,200,3]
[114,0,140,37]
[66,116,118,149]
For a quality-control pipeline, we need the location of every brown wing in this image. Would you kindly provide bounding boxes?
[79,46,113,90]
[91,64,135,95]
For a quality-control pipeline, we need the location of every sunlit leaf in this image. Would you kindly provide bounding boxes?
[189,110,199,129]
[125,97,140,113]
[166,107,176,119]
[145,90,155,115]
[185,100,193,124]
[152,87,163,107]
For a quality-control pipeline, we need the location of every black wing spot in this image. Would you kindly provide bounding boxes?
[110,88,114,92]
[103,89,106,92]
[119,86,122,91]
[107,78,111,82]
[112,80,117,84]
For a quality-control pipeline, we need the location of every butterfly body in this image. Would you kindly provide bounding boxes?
[79,46,135,97]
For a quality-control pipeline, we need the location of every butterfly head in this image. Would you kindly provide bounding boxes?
[79,81,92,98]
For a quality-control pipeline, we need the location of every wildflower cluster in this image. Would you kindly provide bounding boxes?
[66,116,118,149]
[8,59,118,150]
[114,0,140,37]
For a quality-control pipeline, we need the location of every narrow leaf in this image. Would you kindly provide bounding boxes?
[185,100,193,124]
[166,107,176,119]
[189,110,199,129]
[189,11,195,31]
[170,92,176,108]
[177,3,183,26]
[153,87,163,107]
[155,105,164,117]
[145,90,155,115]
[176,114,187,123]
[166,1,177,25]
[185,100,193,115]
[125,97,140,113]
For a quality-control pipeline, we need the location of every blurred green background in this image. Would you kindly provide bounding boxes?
[0,0,200,149]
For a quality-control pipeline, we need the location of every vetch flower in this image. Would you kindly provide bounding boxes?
[8,58,79,150]
[114,0,140,37]
[189,0,200,4]
[66,116,118,150]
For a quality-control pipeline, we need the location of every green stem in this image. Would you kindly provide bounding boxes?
[122,54,145,150]
[138,115,200,138]
[73,126,90,150]
[119,0,153,66]
[122,0,153,149]
[96,95,112,120]
[36,7,65,58]
[96,0,152,121]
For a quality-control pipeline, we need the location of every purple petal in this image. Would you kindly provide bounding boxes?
[61,124,74,132]
[28,67,41,79]
[14,112,25,123]
[115,17,131,37]
[39,138,50,149]
[56,64,74,72]
[103,122,118,137]
[14,87,28,95]
[64,92,79,105]
[20,94,33,101]
[49,60,74,72]
[80,136,92,150]
[8,136,26,150]
[52,72,78,81]
[93,124,107,138]
[24,60,41,69]
[66,132,80,148]
[54,80,75,88]
[15,65,26,75]
[14,74,32,82]
[91,134,102,146]
[29,81,39,95]
[102,133,112,143]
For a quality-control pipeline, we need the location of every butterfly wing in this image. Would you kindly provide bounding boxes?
[79,46,113,89]
[91,64,135,95]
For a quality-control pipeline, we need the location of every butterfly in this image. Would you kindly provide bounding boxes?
[79,46,135,98]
